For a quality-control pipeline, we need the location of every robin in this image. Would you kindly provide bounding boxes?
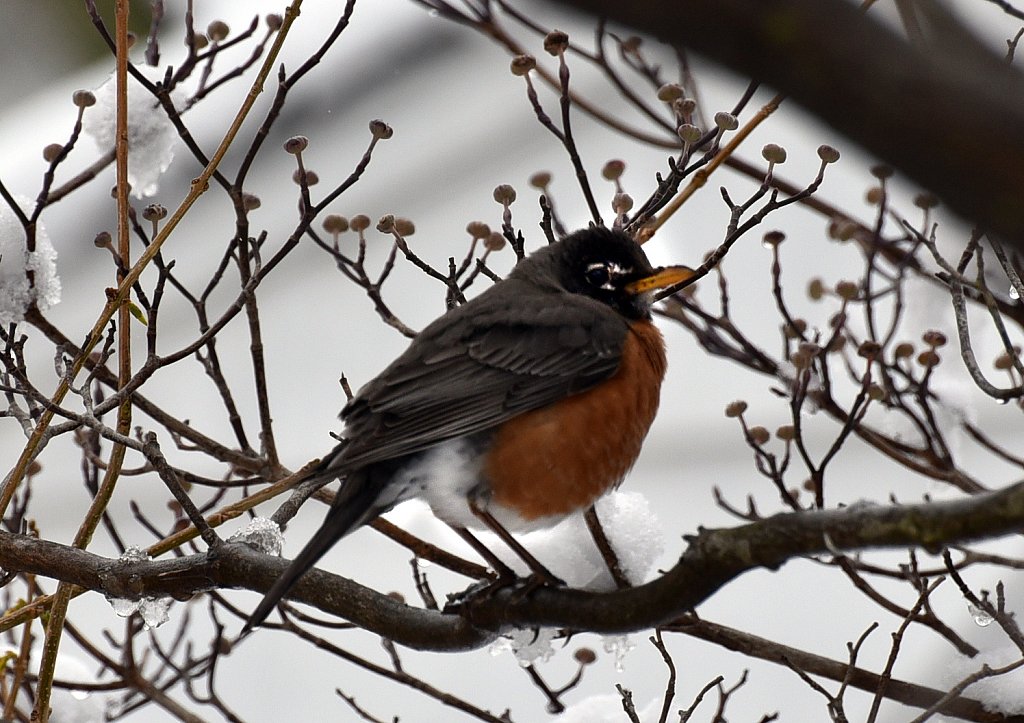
[246,226,694,630]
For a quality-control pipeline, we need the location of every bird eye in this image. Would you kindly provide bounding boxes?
[585,263,610,287]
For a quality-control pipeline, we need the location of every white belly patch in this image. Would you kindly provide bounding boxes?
[395,438,562,532]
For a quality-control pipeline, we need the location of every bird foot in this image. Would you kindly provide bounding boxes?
[443,570,564,612]
[506,571,565,603]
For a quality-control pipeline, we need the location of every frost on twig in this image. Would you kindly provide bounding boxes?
[103,547,173,629]
[0,195,60,324]
[227,516,283,556]
[82,69,185,198]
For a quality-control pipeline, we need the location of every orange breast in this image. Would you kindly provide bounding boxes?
[483,320,668,520]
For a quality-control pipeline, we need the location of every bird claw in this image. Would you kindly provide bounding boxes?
[507,571,565,603]
[443,570,565,612]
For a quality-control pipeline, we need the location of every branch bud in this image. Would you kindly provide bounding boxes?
[894,342,914,359]
[322,214,349,234]
[714,111,738,131]
[283,135,309,154]
[529,171,551,189]
[724,400,747,418]
[601,160,625,181]
[510,54,536,76]
[394,217,415,236]
[817,145,840,163]
[493,184,517,205]
[761,143,787,165]
[657,83,683,102]
[749,426,770,446]
[857,341,882,359]
[207,20,230,41]
[369,119,393,140]
[835,280,859,300]
[677,124,703,144]
[775,425,796,441]
[484,232,507,252]
[543,30,569,56]
[142,204,167,222]
[72,90,97,108]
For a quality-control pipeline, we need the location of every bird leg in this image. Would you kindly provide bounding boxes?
[584,506,631,590]
[442,505,565,613]
[447,525,516,581]
[468,498,565,588]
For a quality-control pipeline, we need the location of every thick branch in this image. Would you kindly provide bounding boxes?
[0,537,491,652]
[460,480,1024,632]
[549,0,1024,249]
[670,617,1022,723]
[1,481,1022,650]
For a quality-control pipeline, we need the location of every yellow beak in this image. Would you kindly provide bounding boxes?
[625,265,697,295]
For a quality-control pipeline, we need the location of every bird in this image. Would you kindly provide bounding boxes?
[245,226,694,630]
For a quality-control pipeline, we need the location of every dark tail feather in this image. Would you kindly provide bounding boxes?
[243,466,378,634]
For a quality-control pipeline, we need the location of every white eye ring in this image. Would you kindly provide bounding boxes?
[585,261,629,290]
[585,262,611,288]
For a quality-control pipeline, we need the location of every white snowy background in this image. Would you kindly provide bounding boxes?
[1,1,1023,721]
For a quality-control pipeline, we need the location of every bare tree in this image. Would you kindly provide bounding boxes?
[1,1,1023,720]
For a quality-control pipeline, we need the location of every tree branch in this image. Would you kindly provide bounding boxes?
[2,480,1022,650]
[459,479,1024,633]
[548,0,1024,249]
[669,616,1019,723]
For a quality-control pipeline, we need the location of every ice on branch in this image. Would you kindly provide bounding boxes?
[0,195,60,324]
[103,546,173,629]
[228,517,284,556]
[489,626,558,667]
[967,601,995,627]
[602,634,636,672]
[83,69,184,198]
[135,596,172,629]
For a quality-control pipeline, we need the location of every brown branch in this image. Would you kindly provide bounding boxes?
[458,480,1024,633]
[0,536,492,652]
[23,308,260,472]
[549,0,1024,248]
[3,480,1024,652]
[584,506,630,589]
[669,616,1016,723]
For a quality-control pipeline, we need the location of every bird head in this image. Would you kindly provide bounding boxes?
[515,227,695,320]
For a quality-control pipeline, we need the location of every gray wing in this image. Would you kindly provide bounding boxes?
[327,279,628,471]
